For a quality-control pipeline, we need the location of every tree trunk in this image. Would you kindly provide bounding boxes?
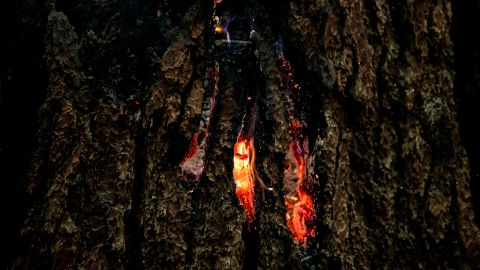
[3,0,480,269]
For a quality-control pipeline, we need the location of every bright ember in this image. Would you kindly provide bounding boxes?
[285,181,315,242]
[179,132,205,183]
[233,136,256,223]
[284,128,315,243]
[179,65,219,184]
[275,39,316,243]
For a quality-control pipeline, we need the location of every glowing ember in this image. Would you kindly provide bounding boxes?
[215,25,223,33]
[179,64,219,184]
[275,38,316,243]
[179,133,205,183]
[284,137,315,243]
[275,40,297,93]
[233,136,256,223]
[183,132,199,161]
[213,13,233,44]
[286,189,315,242]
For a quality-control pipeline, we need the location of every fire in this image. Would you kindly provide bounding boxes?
[215,25,223,33]
[284,125,315,243]
[179,132,205,183]
[286,189,315,242]
[212,13,232,44]
[291,140,305,181]
[179,64,219,184]
[275,39,316,243]
[233,136,256,223]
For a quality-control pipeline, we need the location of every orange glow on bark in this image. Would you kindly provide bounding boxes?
[285,188,315,242]
[233,136,256,223]
[214,25,223,33]
[276,40,316,243]
[179,132,205,183]
[179,63,219,183]
[182,132,199,161]
[285,137,315,243]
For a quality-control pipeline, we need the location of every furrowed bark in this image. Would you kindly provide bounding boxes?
[4,0,480,269]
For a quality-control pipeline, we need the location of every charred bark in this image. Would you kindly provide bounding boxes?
[2,0,480,269]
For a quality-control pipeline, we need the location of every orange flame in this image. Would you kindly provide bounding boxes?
[233,136,256,223]
[276,41,316,243]
[214,25,223,33]
[285,189,315,242]
[285,137,315,243]
[179,64,219,183]
[179,132,205,183]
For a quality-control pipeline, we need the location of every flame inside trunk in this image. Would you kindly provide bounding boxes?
[285,173,315,242]
[179,132,205,183]
[179,65,219,184]
[233,136,256,223]
[275,40,316,244]
[284,126,315,243]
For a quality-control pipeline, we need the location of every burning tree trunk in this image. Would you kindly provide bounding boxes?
[5,0,480,269]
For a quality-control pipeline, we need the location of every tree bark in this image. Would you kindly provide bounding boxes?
[4,0,480,269]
